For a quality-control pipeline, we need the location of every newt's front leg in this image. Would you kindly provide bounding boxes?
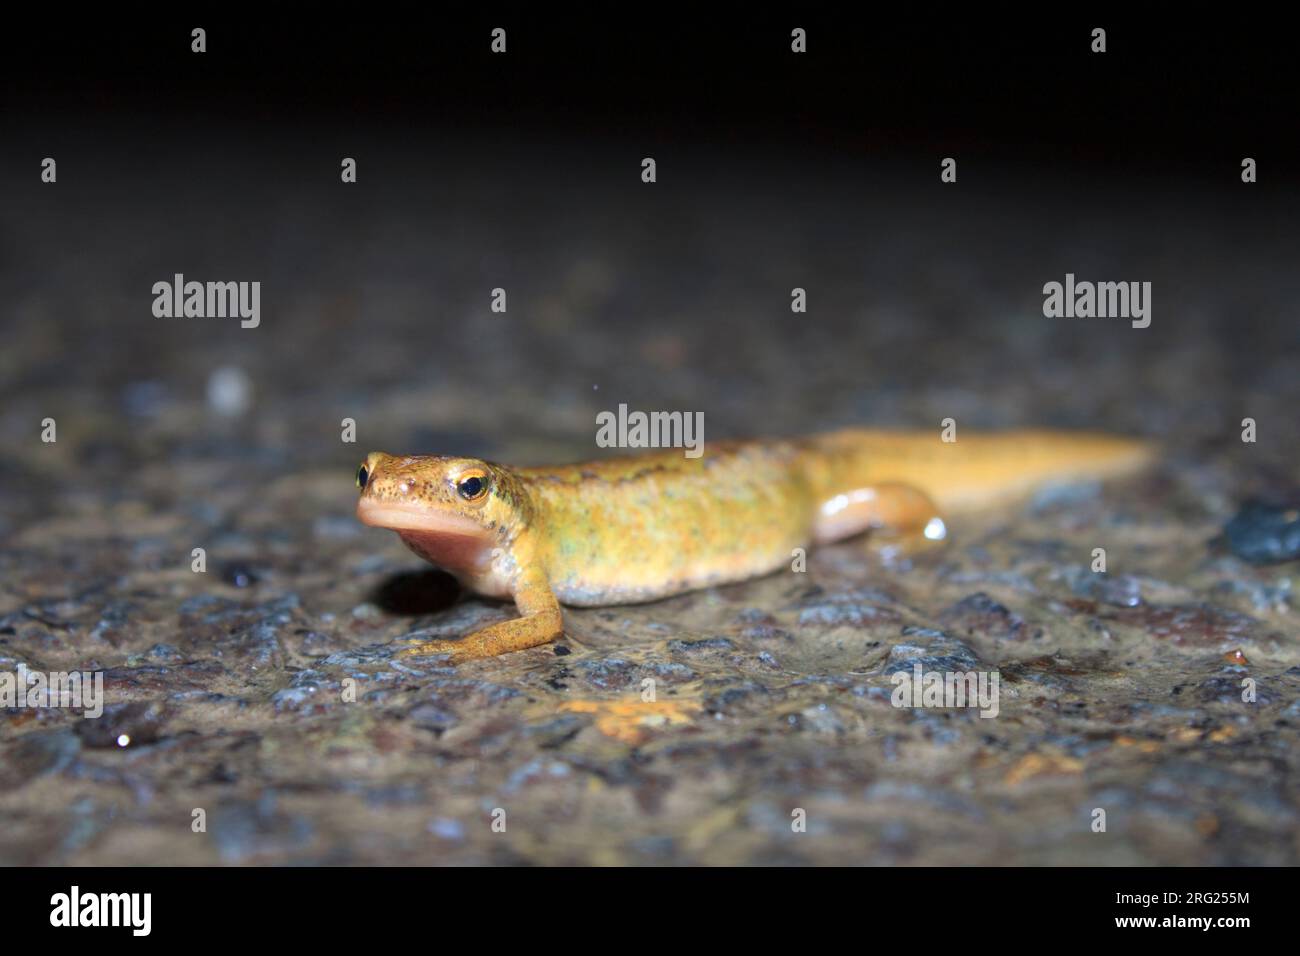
[398,572,563,663]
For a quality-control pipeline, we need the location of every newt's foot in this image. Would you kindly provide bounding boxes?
[397,611,563,663]
[867,514,950,562]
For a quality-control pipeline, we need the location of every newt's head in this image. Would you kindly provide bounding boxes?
[355,452,528,580]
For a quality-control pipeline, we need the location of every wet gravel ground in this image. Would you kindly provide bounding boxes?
[2,130,1298,865]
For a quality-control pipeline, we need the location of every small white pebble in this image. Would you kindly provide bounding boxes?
[351,603,381,620]
[923,517,948,541]
[207,366,253,417]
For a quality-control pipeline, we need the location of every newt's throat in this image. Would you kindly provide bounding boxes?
[356,500,495,574]
[396,529,494,573]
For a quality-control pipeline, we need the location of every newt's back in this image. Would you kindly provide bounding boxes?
[520,442,818,605]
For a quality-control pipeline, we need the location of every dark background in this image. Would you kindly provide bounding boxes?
[4,7,1296,440]
[4,8,1297,170]
[2,6,1297,493]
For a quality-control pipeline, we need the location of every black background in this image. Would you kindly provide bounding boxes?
[3,7,1295,175]
[9,864,1281,939]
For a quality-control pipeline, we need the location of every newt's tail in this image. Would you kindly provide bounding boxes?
[806,428,1156,515]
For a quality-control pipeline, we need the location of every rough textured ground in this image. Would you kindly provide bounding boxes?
[2,131,1298,865]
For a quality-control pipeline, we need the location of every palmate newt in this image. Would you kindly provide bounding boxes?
[355,429,1153,662]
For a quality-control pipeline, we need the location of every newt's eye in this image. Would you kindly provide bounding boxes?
[356,464,369,490]
[456,474,487,500]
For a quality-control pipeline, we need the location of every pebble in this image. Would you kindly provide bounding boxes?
[1224,500,1300,564]
[206,366,254,417]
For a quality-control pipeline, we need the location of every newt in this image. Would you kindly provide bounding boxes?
[355,429,1152,662]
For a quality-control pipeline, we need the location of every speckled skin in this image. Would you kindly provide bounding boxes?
[356,429,1152,660]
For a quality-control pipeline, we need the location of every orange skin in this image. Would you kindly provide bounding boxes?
[355,429,1152,662]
